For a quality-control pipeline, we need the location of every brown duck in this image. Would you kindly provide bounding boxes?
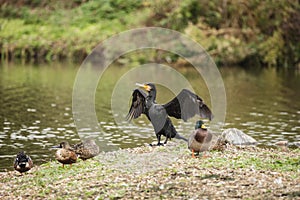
[53,141,77,167]
[73,139,100,160]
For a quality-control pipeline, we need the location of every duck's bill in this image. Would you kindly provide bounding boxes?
[201,124,207,129]
[51,145,61,149]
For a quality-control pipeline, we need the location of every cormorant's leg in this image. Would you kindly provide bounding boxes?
[150,134,163,146]
[156,134,164,146]
[164,136,168,144]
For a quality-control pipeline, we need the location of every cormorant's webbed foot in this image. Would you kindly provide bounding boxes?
[149,143,164,146]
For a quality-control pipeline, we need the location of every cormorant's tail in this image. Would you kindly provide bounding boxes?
[175,133,188,142]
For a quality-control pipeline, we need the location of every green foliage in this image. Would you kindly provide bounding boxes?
[258,31,284,66]
[0,0,299,67]
[147,0,201,31]
[0,0,146,62]
[73,0,142,23]
[183,0,300,66]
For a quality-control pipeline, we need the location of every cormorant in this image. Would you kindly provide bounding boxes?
[127,83,213,146]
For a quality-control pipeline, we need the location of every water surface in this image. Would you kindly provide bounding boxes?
[0,62,299,171]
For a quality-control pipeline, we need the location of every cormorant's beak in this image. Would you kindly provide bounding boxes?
[136,83,151,91]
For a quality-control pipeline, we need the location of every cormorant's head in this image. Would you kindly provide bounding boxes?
[195,120,207,130]
[136,83,156,92]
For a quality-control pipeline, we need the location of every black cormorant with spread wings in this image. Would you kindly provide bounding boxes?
[127,83,213,146]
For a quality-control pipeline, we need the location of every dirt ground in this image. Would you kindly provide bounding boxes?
[0,143,299,199]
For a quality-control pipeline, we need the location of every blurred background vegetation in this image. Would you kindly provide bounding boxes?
[0,0,299,67]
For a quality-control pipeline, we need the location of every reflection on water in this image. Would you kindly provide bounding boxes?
[222,67,300,145]
[0,62,299,171]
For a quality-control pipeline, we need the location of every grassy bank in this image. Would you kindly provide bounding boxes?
[0,0,299,67]
[0,143,299,199]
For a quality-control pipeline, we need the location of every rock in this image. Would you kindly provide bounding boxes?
[221,128,257,146]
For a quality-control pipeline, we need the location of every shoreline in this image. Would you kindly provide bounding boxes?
[0,143,299,199]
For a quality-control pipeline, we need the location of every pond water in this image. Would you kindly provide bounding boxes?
[0,61,299,171]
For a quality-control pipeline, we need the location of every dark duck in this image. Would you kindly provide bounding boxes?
[127,83,213,146]
[188,120,213,158]
[14,151,33,174]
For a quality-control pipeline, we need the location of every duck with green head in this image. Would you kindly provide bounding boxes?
[188,120,213,158]
[52,141,77,168]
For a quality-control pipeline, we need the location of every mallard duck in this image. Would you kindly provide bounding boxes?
[52,142,77,168]
[14,151,33,174]
[188,120,213,158]
[73,139,100,160]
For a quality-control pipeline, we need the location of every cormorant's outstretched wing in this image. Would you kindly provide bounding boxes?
[163,89,213,121]
[126,88,147,121]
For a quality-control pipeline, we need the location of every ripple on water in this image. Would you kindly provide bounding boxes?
[249,112,264,117]
[281,131,297,135]
[27,134,47,139]
[291,126,300,131]
[10,132,28,140]
[78,128,92,132]
[123,141,133,144]
[123,130,132,134]
[27,108,37,112]
[278,111,289,115]
[28,126,40,130]
[266,125,276,130]
[65,130,75,134]
[0,133,7,139]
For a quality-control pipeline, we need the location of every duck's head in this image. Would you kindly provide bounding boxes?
[52,141,71,149]
[136,82,156,92]
[17,151,26,157]
[16,151,28,163]
[195,120,207,130]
